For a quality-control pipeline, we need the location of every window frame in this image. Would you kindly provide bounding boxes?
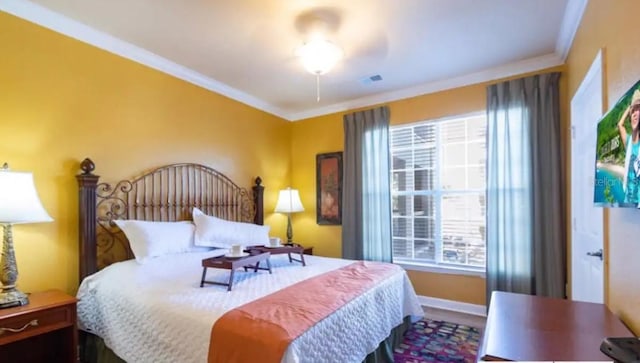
[390,112,487,275]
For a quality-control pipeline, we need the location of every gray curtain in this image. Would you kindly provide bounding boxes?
[342,106,393,262]
[486,72,565,303]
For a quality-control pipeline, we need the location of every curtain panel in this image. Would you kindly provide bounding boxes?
[486,72,566,303]
[342,106,393,262]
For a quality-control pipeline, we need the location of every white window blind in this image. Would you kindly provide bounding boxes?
[390,115,487,269]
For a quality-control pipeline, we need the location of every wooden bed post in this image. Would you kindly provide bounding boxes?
[252,177,264,225]
[76,158,99,282]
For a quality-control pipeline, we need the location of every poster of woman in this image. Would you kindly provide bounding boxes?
[594,80,640,207]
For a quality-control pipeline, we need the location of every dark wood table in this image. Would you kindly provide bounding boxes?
[0,290,77,363]
[478,291,634,362]
[245,243,306,266]
[200,252,271,291]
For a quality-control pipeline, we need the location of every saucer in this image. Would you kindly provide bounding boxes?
[224,252,249,259]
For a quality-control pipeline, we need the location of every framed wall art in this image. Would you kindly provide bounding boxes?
[316,152,342,225]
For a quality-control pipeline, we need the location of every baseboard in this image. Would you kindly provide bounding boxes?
[418,295,487,317]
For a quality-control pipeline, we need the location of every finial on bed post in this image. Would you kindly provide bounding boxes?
[76,158,100,283]
[80,158,95,175]
[252,177,264,225]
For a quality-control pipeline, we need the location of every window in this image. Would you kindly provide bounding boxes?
[390,114,486,270]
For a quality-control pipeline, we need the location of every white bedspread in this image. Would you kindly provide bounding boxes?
[77,251,423,363]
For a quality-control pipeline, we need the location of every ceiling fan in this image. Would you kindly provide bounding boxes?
[292,7,389,101]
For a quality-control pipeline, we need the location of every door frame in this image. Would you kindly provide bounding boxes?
[568,48,609,304]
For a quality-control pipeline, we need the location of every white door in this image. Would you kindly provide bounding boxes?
[570,50,604,304]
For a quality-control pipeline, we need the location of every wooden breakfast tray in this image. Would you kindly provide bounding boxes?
[200,252,271,291]
[245,243,306,266]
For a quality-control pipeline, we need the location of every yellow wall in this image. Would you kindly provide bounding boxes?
[0,12,291,294]
[293,83,512,305]
[566,0,640,334]
[9,0,633,323]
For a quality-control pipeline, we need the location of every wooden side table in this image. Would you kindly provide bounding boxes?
[0,290,78,363]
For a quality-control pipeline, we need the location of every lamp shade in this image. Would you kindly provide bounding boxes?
[0,170,53,224]
[274,188,304,213]
[296,39,343,75]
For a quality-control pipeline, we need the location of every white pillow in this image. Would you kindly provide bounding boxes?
[114,220,204,264]
[192,207,269,248]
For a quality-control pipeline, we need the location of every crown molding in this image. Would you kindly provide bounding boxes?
[0,0,290,120]
[2,0,579,123]
[287,52,564,121]
[556,0,588,61]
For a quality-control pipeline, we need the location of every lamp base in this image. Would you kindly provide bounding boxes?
[286,213,293,244]
[0,288,29,309]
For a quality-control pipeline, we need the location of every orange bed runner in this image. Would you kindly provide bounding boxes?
[208,261,401,363]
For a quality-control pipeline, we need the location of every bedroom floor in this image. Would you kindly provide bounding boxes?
[423,307,486,329]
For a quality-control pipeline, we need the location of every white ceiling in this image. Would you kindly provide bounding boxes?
[2,0,586,121]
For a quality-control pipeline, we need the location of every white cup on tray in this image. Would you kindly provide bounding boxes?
[268,237,281,247]
[230,244,242,255]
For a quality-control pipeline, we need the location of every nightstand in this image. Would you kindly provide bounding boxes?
[0,290,78,363]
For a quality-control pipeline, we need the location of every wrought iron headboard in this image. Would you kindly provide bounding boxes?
[76,158,264,282]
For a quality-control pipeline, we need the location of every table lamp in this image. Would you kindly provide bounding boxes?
[274,187,304,243]
[0,163,52,308]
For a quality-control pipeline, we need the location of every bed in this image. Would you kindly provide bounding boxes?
[75,158,422,363]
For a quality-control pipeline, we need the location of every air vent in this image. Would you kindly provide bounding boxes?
[359,74,383,85]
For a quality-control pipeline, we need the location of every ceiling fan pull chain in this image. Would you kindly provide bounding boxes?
[316,74,320,102]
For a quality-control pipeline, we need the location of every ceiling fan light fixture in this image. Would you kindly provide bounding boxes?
[296,39,343,75]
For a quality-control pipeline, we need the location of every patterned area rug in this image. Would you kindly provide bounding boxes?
[394,319,481,363]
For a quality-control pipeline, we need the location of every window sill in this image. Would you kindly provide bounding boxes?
[395,261,486,278]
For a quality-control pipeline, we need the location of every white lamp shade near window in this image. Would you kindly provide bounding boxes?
[0,171,52,224]
[274,188,304,213]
